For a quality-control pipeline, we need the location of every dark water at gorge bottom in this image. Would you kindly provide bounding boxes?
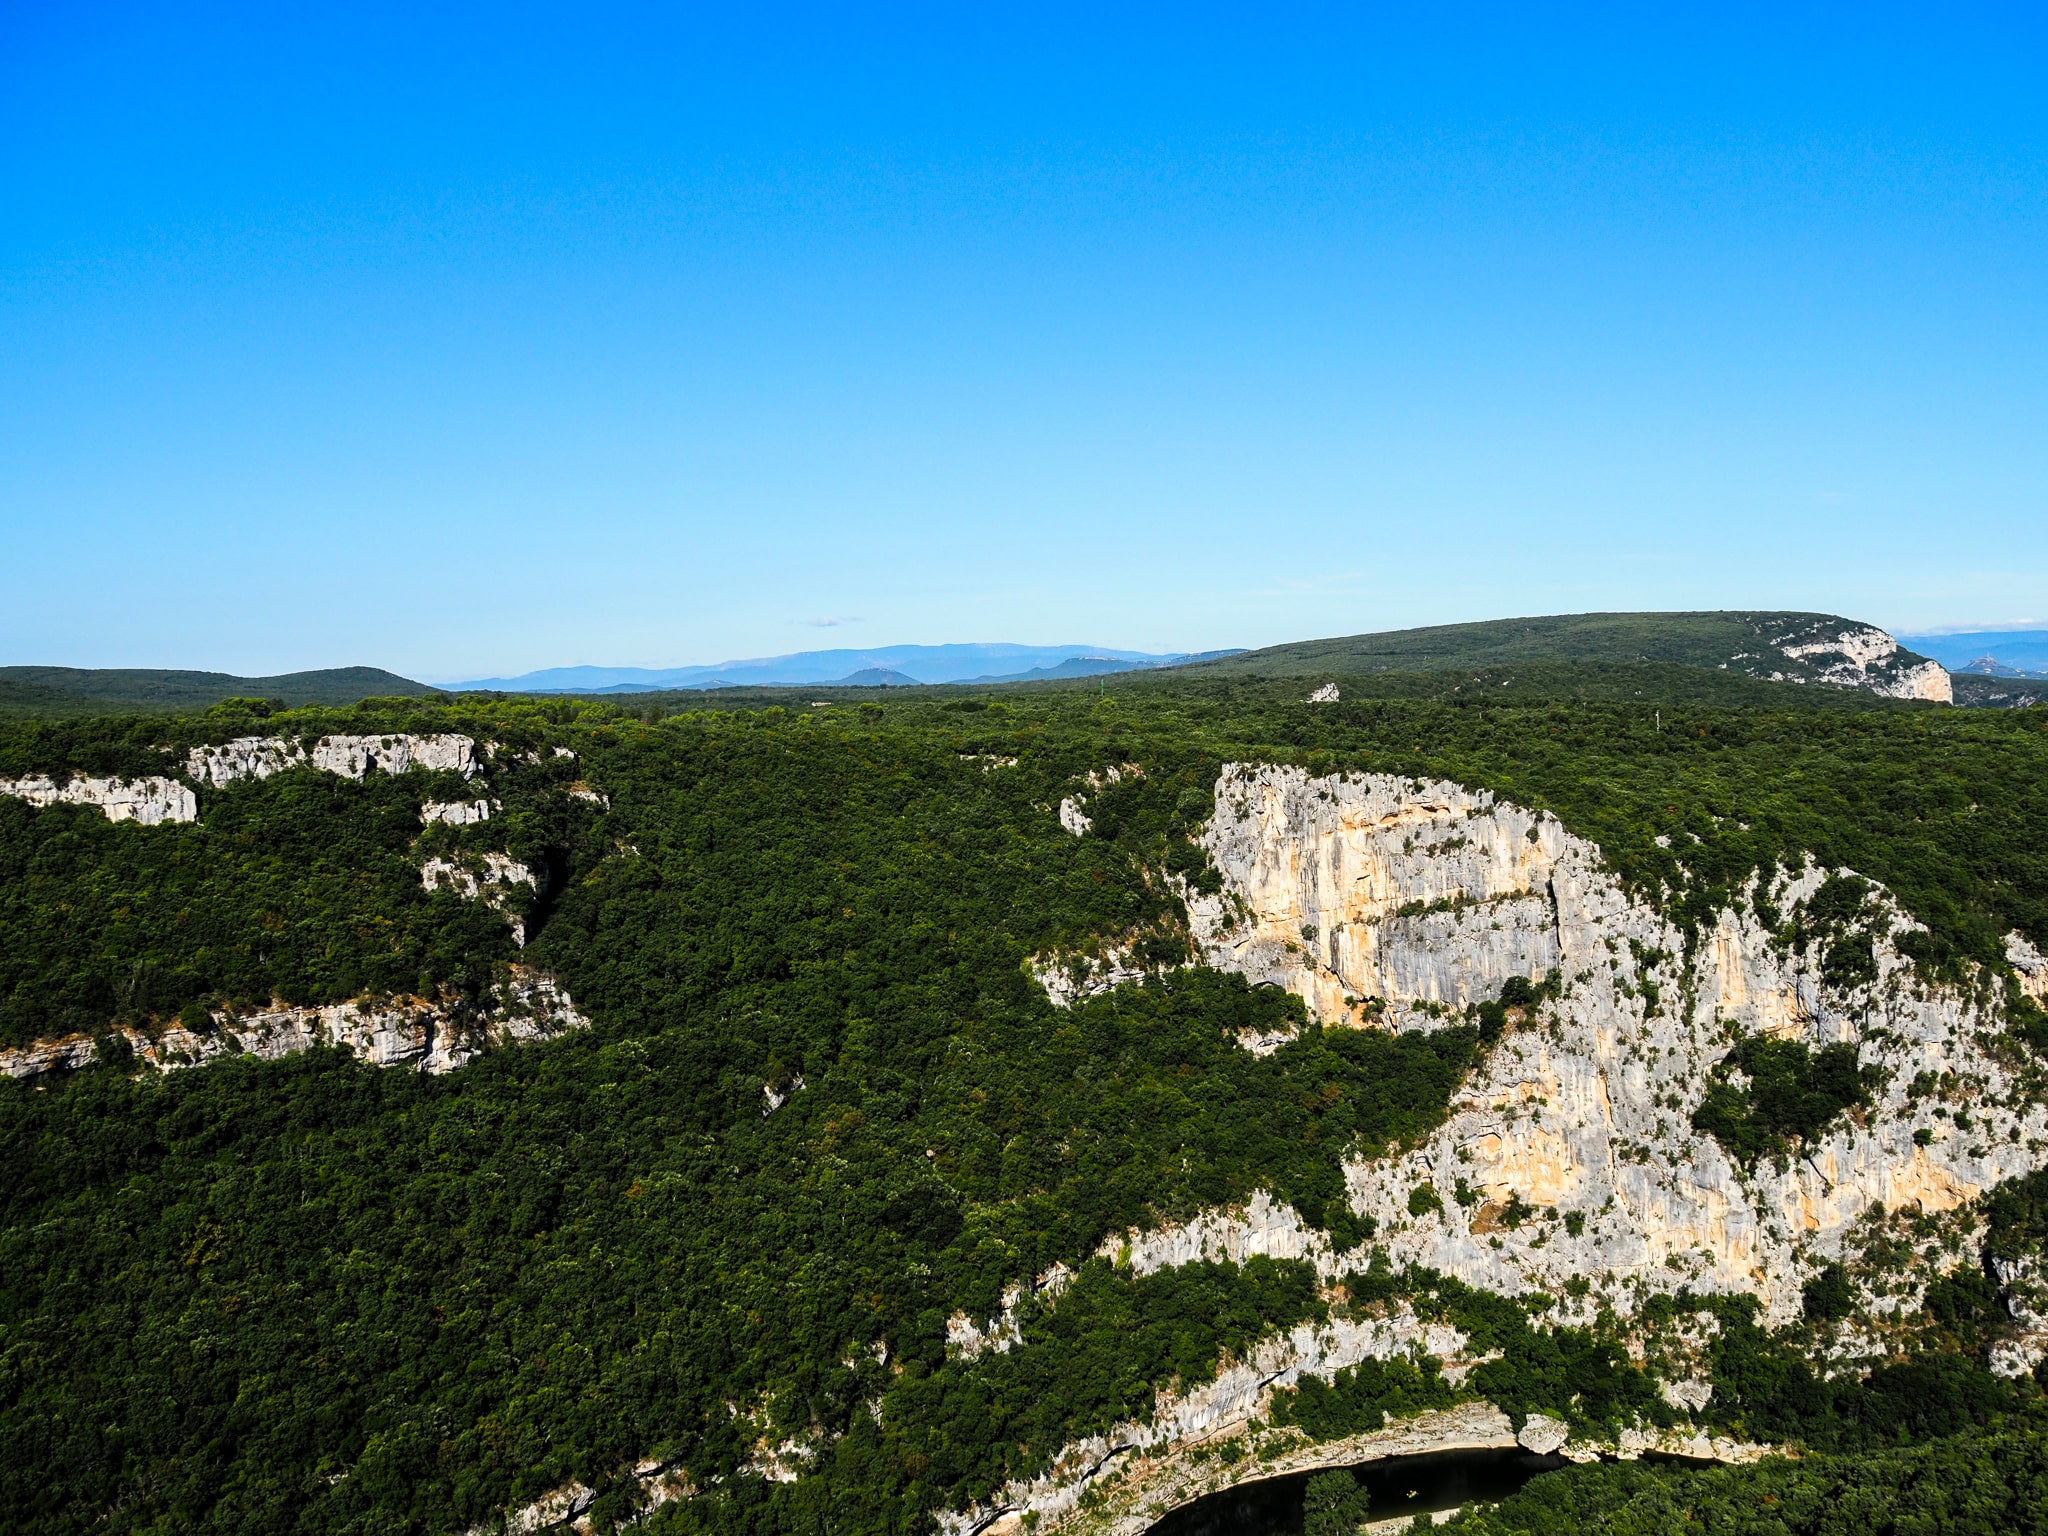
[1145,1447,1567,1535]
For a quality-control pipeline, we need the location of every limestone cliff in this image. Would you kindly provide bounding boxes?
[187,732,481,786]
[1184,763,2044,1326]
[960,763,2043,1536]
[0,773,196,824]
[423,851,541,944]
[1749,622,1951,702]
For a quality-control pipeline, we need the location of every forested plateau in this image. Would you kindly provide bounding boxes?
[3,675,2048,1536]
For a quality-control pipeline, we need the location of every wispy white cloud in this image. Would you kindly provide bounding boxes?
[801,615,863,628]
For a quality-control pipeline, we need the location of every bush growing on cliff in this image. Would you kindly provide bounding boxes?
[1690,1036,1879,1165]
[1269,1355,1458,1439]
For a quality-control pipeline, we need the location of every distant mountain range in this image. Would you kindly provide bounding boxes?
[11,617,2040,719]
[447,644,1241,693]
[1897,629,2048,680]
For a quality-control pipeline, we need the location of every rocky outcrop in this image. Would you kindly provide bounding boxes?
[1746,623,1951,702]
[0,1033,99,1077]
[937,1334,1494,1536]
[423,852,539,943]
[947,1396,1766,1536]
[187,733,480,787]
[947,1264,1072,1361]
[0,774,196,824]
[0,969,589,1080]
[1187,764,2048,1324]
[2010,933,2048,1005]
[1189,766,1566,1027]
[1031,946,1149,1008]
[423,798,494,825]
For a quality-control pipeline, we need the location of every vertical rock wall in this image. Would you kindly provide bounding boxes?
[1188,764,2048,1323]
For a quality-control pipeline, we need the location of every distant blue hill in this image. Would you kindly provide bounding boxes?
[1898,630,2048,679]
[449,643,1239,693]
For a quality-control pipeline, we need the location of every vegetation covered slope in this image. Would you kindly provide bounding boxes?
[0,665,437,717]
[0,683,2044,1534]
[1175,610,1939,689]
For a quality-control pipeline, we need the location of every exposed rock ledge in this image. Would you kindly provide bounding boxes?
[187,732,480,786]
[1771,626,1951,703]
[0,969,589,1081]
[0,773,196,824]
[2011,932,2048,1005]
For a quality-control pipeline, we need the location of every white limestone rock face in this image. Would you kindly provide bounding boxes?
[970,764,2031,1529]
[1190,765,1567,1027]
[1516,1414,1570,1454]
[0,1033,98,1077]
[1189,763,2048,1324]
[948,1264,1072,1362]
[935,1324,1496,1536]
[0,774,197,824]
[2009,932,2048,1005]
[1756,624,1952,702]
[0,969,591,1081]
[187,733,480,787]
[422,798,494,825]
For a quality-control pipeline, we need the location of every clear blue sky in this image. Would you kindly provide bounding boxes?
[4,4,2044,679]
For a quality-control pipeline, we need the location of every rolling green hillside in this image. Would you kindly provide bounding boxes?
[1179,610,1942,690]
[0,665,438,716]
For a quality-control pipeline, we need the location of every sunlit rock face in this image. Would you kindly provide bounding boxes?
[1188,765,2048,1325]
[0,774,196,824]
[1769,625,1952,702]
[963,762,2034,1536]
[186,733,481,787]
[422,798,494,825]
[1191,767,1568,1028]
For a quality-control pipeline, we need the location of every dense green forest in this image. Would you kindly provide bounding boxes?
[1431,1424,2048,1535]
[1,679,2045,1533]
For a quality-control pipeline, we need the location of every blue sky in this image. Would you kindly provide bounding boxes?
[3,4,2044,679]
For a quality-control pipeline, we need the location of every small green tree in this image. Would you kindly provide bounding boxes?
[1304,1469,1367,1536]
